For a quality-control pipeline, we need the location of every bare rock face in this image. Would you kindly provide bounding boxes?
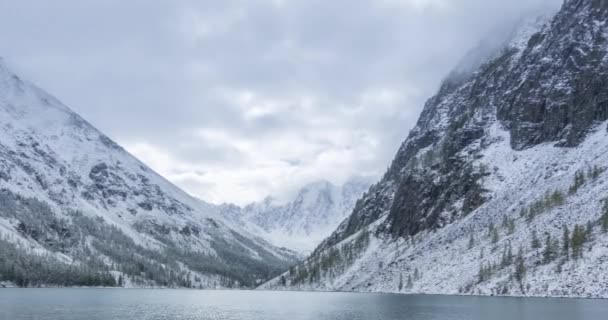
[499,0,608,149]
[323,0,608,243]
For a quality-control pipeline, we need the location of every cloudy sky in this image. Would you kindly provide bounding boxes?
[0,0,559,205]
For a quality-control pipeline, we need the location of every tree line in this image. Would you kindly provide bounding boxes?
[0,188,290,288]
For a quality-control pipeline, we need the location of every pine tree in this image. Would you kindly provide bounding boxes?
[468,233,475,249]
[586,221,594,242]
[407,274,413,289]
[542,234,558,264]
[531,229,541,251]
[398,273,404,291]
[501,242,513,267]
[527,205,537,222]
[571,224,587,259]
[588,165,603,181]
[551,190,565,206]
[394,242,400,260]
[553,237,561,262]
[491,227,500,244]
[514,247,526,283]
[508,218,516,235]
[602,200,608,233]
[478,263,486,283]
[562,225,570,259]
[569,170,586,194]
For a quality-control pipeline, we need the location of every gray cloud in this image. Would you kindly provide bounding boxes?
[0,0,561,204]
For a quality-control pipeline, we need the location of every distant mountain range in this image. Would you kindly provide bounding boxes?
[220,177,373,254]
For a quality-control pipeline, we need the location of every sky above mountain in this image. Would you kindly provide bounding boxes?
[0,0,560,205]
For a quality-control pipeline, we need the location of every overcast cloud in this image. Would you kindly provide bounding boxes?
[0,0,560,205]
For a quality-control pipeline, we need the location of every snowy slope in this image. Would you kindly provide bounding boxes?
[0,58,298,288]
[263,0,608,298]
[220,177,372,254]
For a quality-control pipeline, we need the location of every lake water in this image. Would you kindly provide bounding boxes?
[0,289,606,320]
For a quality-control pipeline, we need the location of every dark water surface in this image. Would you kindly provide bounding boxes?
[0,289,606,320]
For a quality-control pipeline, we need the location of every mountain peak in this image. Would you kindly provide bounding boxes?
[0,55,298,288]
[221,177,372,254]
[268,0,608,298]
[0,60,74,124]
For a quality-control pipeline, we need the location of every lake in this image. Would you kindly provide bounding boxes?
[0,289,606,320]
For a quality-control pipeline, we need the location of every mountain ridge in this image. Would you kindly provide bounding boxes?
[0,58,298,288]
[262,0,608,298]
[220,177,373,254]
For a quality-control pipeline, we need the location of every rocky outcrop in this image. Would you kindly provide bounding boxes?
[498,0,608,149]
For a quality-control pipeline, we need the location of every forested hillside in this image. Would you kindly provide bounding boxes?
[0,59,298,288]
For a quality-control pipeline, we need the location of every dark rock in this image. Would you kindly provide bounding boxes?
[138,201,153,211]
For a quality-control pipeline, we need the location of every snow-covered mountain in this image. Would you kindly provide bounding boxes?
[263,0,608,298]
[0,59,298,288]
[220,177,372,254]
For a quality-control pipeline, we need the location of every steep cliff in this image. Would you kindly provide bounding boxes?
[263,0,608,298]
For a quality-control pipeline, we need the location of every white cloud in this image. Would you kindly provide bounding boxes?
[0,0,562,205]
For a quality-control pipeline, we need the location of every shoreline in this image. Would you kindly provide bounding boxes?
[1,285,605,300]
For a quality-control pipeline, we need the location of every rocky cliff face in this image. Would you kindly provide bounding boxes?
[387,0,608,239]
[263,0,608,298]
[0,59,298,288]
[498,0,607,149]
